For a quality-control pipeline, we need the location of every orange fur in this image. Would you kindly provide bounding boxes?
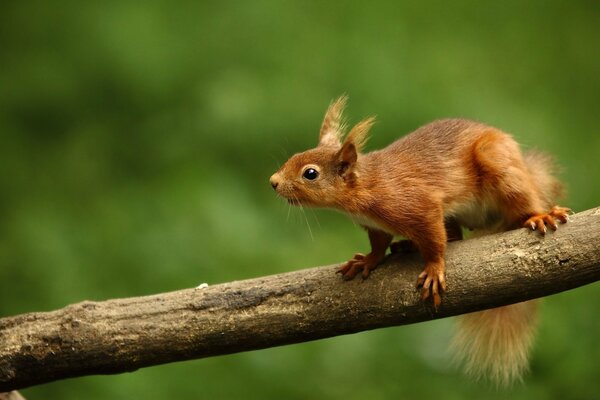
[451,301,539,386]
[269,96,570,384]
[319,95,348,147]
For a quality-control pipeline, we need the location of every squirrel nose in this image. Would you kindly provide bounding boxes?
[270,174,280,190]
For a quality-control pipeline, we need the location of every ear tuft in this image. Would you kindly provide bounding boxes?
[343,116,375,153]
[318,95,348,147]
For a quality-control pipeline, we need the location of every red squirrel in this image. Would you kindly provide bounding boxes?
[269,96,569,384]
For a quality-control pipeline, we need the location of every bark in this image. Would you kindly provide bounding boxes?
[0,392,26,400]
[1,207,599,391]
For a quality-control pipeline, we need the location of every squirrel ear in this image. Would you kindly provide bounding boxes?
[336,141,358,177]
[337,141,357,165]
[318,95,347,147]
[335,117,375,177]
[342,117,375,153]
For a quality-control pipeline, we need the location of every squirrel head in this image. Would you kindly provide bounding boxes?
[270,96,375,208]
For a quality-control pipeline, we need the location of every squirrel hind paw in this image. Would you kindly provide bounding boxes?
[549,205,572,223]
[523,205,571,234]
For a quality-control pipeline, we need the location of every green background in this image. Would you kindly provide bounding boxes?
[1,1,599,399]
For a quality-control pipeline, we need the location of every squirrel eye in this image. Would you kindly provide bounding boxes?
[302,168,319,180]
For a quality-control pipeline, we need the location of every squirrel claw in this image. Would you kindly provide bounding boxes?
[524,205,570,235]
[416,262,446,309]
[551,206,571,223]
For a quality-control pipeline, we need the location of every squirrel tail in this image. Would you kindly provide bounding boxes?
[451,301,539,386]
[451,149,563,385]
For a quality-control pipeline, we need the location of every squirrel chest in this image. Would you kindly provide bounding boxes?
[346,212,391,233]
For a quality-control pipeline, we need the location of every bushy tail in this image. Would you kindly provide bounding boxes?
[451,301,538,386]
[452,150,563,386]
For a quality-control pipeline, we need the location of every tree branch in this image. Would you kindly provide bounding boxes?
[1,207,600,391]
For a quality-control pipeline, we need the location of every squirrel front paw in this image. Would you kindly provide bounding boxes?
[523,205,571,234]
[337,253,384,280]
[416,261,447,308]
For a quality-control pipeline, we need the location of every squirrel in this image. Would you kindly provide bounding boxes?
[269,95,570,385]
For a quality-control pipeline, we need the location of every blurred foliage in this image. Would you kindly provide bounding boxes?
[0,1,599,399]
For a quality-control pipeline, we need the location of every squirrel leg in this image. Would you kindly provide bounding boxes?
[472,132,570,234]
[337,228,392,280]
[409,218,448,308]
[493,168,570,233]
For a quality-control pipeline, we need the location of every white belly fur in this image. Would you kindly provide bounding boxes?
[347,213,394,234]
[445,197,501,230]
